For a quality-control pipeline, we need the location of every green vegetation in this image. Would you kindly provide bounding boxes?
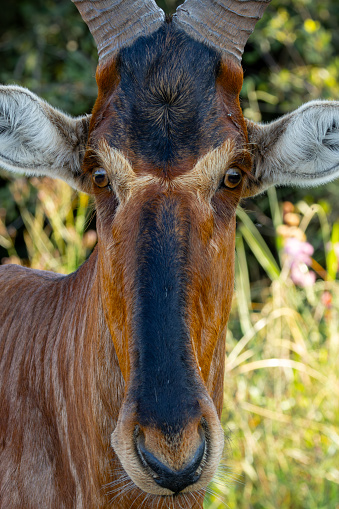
[205,193,339,508]
[1,0,339,508]
[0,177,95,273]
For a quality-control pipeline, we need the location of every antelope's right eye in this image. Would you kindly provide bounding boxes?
[92,168,109,188]
[224,167,242,188]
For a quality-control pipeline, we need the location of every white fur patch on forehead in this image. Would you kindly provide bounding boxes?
[94,139,246,201]
[96,139,135,184]
[178,139,239,196]
[95,140,153,201]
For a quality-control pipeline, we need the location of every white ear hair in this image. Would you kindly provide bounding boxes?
[0,85,91,192]
[245,101,339,196]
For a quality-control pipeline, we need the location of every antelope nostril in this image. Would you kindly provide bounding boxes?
[137,435,206,494]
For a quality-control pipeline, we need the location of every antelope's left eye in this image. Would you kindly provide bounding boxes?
[92,168,109,188]
[224,168,242,188]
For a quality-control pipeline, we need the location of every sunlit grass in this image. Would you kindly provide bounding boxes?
[206,190,339,509]
[205,276,339,509]
[0,177,96,273]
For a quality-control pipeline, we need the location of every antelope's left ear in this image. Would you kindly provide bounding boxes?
[0,85,91,192]
[244,101,339,197]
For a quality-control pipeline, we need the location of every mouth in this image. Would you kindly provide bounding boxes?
[134,419,209,496]
[110,393,224,498]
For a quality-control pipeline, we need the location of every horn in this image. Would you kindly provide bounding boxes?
[72,0,165,63]
[173,0,271,64]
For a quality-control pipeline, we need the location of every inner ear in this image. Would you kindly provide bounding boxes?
[0,85,91,193]
[244,102,339,197]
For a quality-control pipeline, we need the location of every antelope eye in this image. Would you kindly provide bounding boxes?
[92,168,109,188]
[224,168,242,188]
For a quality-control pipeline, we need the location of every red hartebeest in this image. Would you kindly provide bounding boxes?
[1,1,339,508]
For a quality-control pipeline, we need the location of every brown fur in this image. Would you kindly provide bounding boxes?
[86,51,246,178]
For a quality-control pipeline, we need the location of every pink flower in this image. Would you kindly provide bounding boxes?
[290,263,316,287]
[284,238,316,287]
[284,238,314,266]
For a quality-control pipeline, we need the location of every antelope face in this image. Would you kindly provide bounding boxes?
[84,23,252,496]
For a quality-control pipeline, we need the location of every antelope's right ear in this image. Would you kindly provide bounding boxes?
[244,101,339,197]
[0,85,91,192]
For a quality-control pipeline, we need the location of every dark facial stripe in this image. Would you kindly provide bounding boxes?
[132,197,200,432]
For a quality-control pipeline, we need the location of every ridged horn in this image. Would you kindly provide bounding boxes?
[72,0,165,63]
[173,0,271,64]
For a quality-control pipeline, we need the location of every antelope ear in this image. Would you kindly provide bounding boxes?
[244,101,339,197]
[0,85,91,192]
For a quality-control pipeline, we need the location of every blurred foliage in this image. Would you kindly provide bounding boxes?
[239,0,339,283]
[0,177,96,272]
[242,0,339,121]
[0,0,97,114]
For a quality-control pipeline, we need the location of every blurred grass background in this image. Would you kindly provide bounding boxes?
[0,0,339,508]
